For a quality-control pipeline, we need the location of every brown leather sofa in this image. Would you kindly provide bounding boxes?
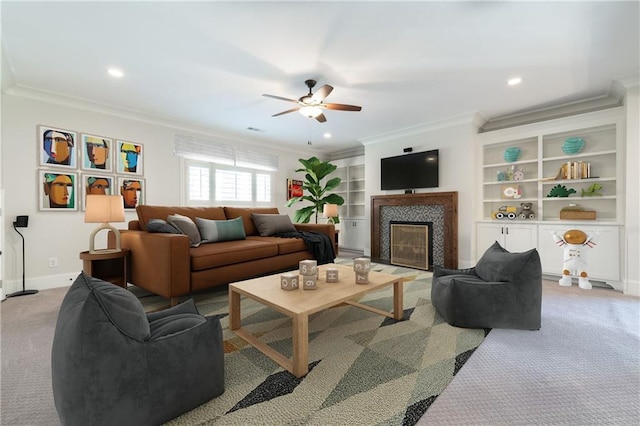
[112,206,336,305]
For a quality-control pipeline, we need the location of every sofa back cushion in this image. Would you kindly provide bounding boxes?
[136,205,226,231]
[224,207,279,236]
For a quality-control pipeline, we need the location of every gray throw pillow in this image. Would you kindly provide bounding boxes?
[167,214,201,247]
[196,216,246,243]
[251,213,296,236]
[147,218,181,234]
[475,241,536,282]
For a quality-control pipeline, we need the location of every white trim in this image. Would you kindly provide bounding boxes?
[3,272,79,294]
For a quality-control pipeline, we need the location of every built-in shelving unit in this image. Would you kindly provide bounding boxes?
[476,108,625,289]
[333,156,365,251]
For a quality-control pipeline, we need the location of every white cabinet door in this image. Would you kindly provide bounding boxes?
[477,223,537,257]
[538,224,620,284]
[340,219,365,251]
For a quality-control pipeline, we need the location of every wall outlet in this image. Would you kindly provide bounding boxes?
[48,257,58,268]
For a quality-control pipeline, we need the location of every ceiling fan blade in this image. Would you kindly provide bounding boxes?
[263,94,298,103]
[324,103,362,112]
[272,107,300,117]
[315,113,327,123]
[311,84,333,102]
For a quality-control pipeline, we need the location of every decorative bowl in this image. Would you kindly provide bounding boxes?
[562,137,585,155]
[503,147,521,162]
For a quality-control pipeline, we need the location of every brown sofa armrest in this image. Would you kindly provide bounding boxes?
[110,230,191,300]
[293,223,335,240]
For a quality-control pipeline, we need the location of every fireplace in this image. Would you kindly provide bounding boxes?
[390,221,433,270]
[371,192,458,269]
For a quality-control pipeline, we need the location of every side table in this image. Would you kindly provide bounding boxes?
[79,249,130,288]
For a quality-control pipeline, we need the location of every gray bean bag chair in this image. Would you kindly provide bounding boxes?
[52,272,224,425]
[431,241,542,330]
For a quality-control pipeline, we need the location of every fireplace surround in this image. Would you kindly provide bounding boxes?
[371,192,458,269]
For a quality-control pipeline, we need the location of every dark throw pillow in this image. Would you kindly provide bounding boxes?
[167,214,201,247]
[251,213,296,237]
[475,241,536,282]
[147,218,181,234]
[196,216,246,243]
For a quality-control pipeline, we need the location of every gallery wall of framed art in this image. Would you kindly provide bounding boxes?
[37,125,145,212]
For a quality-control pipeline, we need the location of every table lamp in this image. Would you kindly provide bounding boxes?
[85,195,126,254]
[323,203,339,224]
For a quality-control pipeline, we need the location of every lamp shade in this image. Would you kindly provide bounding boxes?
[85,195,125,223]
[323,204,339,218]
[85,195,125,253]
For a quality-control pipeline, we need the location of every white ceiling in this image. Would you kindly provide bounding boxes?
[2,1,638,154]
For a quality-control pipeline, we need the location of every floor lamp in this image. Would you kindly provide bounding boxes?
[8,215,38,297]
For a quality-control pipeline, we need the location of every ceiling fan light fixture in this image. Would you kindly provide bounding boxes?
[299,106,323,118]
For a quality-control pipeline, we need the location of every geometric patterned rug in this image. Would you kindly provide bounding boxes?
[141,261,488,426]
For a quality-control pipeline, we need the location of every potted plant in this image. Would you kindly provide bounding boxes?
[286,156,345,223]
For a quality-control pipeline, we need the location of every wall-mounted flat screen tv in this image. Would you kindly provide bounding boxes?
[381,149,439,190]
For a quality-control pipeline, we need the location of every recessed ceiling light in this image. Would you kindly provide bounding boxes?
[508,77,522,86]
[108,68,124,78]
[323,133,332,138]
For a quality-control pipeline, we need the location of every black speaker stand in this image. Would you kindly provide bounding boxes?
[7,223,38,297]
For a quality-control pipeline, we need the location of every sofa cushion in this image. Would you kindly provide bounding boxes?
[475,241,537,282]
[136,205,227,231]
[251,213,296,236]
[247,235,306,255]
[190,239,279,271]
[224,207,279,236]
[147,218,181,234]
[167,214,201,247]
[196,216,246,243]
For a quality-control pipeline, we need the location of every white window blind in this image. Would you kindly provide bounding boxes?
[175,134,278,171]
[215,169,252,202]
[256,173,271,202]
[188,165,210,201]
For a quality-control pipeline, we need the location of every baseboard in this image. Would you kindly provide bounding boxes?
[624,279,640,297]
[2,272,79,295]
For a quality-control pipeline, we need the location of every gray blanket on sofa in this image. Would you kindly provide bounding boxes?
[276,231,336,265]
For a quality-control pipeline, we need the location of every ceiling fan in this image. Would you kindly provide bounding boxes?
[263,79,362,123]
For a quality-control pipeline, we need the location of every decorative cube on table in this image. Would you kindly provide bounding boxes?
[353,257,371,273]
[299,260,317,277]
[280,273,299,291]
[302,275,318,290]
[355,272,369,285]
[326,267,339,283]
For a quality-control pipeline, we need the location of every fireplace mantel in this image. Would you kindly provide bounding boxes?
[371,192,458,268]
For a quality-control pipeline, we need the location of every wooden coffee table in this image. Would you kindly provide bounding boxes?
[228,263,404,377]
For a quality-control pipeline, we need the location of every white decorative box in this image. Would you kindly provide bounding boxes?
[326,268,339,283]
[302,275,317,290]
[280,273,299,291]
[299,259,318,276]
[353,257,371,273]
[355,272,369,285]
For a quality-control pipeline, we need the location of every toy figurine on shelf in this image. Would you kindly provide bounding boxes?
[581,183,603,197]
[551,229,599,290]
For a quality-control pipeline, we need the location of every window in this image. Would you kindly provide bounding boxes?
[184,160,273,205]
[176,134,277,206]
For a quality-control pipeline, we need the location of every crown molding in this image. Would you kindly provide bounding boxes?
[3,85,312,157]
[359,112,479,146]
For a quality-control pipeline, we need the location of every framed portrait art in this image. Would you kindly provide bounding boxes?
[81,134,113,172]
[81,174,115,210]
[116,140,143,175]
[117,177,145,210]
[38,125,78,169]
[39,170,79,211]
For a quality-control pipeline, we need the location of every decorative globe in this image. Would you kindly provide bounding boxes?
[503,147,521,162]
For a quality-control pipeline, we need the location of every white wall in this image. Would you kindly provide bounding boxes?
[1,93,313,292]
[624,85,639,296]
[361,117,479,267]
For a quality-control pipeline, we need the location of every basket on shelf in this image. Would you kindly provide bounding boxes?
[562,137,585,155]
[503,147,521,162]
